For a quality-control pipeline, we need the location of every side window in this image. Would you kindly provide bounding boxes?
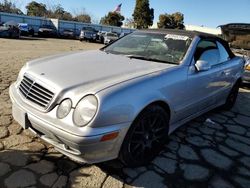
[194,40,217,61]
[216,41,230,63]
[194,39,220,66]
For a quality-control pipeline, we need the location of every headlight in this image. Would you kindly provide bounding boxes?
[57,99,72,119]
[73,95,98,127]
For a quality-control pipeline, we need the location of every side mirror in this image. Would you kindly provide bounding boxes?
[195,60,211,72]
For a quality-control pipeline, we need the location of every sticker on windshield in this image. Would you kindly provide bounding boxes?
[164,34,189,41]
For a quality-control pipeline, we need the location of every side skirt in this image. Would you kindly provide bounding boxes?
[168,101,225,135]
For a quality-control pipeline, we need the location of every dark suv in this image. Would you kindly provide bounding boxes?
[79,27,98,42]
[38,25,58,37]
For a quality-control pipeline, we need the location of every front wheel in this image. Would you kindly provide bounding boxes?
[119,105,169,167]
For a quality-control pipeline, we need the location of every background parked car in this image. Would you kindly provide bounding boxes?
[243,56,250,84]
[104,32,119,45]
[38,25,58,38]
[0,21,20,38]
[18,23,34,37]
[232,49,250,84]
[0,22,8,37]
[96,31,106,43]
[79,27,98,42]
[60,29,75,39]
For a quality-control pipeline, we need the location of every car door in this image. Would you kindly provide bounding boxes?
[184,39,227,116]
[214,40,235,102]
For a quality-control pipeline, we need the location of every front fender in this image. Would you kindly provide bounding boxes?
[92,74,174,128]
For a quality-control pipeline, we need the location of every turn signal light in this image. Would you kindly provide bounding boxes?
[246,64,250,71]
[100,132,119,142]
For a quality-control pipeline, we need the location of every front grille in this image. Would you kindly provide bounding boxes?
[19,75,54,109]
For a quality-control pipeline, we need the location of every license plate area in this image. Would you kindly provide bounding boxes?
[12,104,29,129]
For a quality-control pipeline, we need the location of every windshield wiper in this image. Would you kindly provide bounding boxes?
[126,55,177,65]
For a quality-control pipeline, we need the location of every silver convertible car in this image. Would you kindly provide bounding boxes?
[10,29,245,166]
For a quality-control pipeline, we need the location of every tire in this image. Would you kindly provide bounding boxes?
[119,105,169,167]
[222,80,240,110]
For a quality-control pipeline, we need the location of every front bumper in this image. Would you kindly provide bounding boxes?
[79,34,96,40]
[9,83,130,163]
[104,39,111,45]
[243,70,250,83]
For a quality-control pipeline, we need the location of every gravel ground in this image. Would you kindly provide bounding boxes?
[1,37,250,188]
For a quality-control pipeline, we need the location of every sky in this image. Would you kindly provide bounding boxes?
[14,0,250,28]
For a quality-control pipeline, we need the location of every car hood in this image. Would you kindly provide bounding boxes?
[106,36,118,40]
[24,50,176,96]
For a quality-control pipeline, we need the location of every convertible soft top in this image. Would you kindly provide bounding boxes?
[138,28,217,38]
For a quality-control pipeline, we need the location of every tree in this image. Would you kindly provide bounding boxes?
[71,8,91,23]
[74,14,91,23]
[157,12,185,29]
[26,1,47,17]
[48,4,73,20]
[0,0,23,14]
[100,12,124,27]
[172,12,185,29]
[133,0,154,29]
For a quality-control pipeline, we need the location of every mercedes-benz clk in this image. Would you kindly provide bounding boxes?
[10,29,244,167]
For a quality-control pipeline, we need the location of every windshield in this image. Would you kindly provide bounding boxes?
[104,32,192,64]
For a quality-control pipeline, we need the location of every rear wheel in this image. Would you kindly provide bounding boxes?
[119,105,169,167]
[222,80,240,110]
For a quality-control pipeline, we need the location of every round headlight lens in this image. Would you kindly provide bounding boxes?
[73,95,98,127]
[57,99,72,119]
